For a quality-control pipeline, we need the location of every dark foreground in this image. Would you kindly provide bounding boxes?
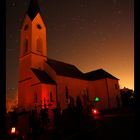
[38,108,136,140]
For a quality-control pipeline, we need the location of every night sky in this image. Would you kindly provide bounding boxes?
[6,0,134,101]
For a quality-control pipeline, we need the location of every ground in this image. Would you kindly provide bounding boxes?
[38,107,136,140]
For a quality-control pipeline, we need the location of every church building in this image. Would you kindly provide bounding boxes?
[18,0,120,113]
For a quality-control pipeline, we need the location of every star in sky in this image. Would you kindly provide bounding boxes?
[93,19,97,23]
[79,4,85,8]
[61,23,67,29]
[113,0,117,5]
[12,2,16,7]
[117,10,122,14]
[9,34,13,39]
[92,31,97,35]
[102,37,107,42]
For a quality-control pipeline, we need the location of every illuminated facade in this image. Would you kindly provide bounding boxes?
[18,0,120,112]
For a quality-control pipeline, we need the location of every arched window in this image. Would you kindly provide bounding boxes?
[44,97,46,104]
[115,84,118,89]
[50,92,53,102]
[24,39,28,54]
[36,38,42,53]
[86,88,90,101]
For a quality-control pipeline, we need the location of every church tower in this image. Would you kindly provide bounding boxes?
[19,0,47,80]
[18,0,47,109]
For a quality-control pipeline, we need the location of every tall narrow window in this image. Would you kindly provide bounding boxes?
[50,92,53,102]
[44,97,46,105]
[86,88,90,101]
[36,38,42,53]
[65,86,69,99]
[34,93,37,103]
[115,84,118,89]
[24,39,28,54]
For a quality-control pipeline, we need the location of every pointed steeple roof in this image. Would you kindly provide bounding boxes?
[27,0,40,21]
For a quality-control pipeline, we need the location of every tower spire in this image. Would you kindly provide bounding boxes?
[27,0,40,21]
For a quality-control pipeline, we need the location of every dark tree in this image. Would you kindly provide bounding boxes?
[29,109,40,140]
[39,107,49,130]
[116,95,121,108]
[120,89,135,107]
[53,108,61,128]
[10,110,18,127]
[69,96,75,109]
[76,96,83,112]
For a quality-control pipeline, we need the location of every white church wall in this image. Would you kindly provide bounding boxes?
[18,79,34,110]
[18,69,41,110]
[88,78,120,110]
[19,15,32,58]
[41,84,57,109]
[105,78,120,108]
[19,55,32,81]
[31,83,42,108]
[56,75,89,110]
[31,13,47,57]
[88,79,109,110]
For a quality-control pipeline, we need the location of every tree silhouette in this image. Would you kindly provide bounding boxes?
[76,96,83,112]
[120,88,135,107]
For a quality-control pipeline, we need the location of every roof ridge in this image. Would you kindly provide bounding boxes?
[84,68,119,80]
[84,68,104,74]
[31,68,56,85]
[47,58,78,67]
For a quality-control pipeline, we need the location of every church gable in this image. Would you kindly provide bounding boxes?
[47,58,85,79]
[85,69,119,81]
[31,68,56,85]
[20,15,32,31]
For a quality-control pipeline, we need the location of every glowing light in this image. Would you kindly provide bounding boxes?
[11,127,16,134]
[94,97,100,102]
[92,109,98,114]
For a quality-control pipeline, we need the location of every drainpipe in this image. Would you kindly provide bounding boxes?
[105,78,110,109]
